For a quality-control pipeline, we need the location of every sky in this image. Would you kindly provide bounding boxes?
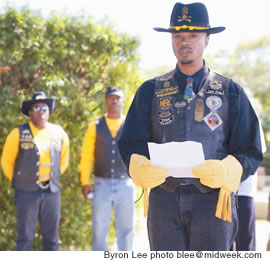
[0,0,269,69]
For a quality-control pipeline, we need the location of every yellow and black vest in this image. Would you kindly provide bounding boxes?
[12,123,63,192]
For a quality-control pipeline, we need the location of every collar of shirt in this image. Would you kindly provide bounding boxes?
[174,62,208,94]
[104,115,125,138]
[29,121,42,136]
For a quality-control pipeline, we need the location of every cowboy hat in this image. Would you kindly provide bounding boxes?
[154,2,225,34]
[22,91,55,116]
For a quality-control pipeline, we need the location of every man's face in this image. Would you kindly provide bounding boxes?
[105,95,123,114]
[171,32,209,65]
[28,102,50,129]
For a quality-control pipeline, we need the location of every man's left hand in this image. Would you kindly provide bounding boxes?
[192,155,243,222]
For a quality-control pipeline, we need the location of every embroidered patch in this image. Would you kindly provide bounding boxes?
[158,109,173,118]
[21,142,34,150]
[174,101,186,114]
[205,89,224,95]
[21,135,33,140]
[158,115,174,125]
[206,80,224,95]
[204,112,223,131]
[155,87,178,98]
[175,101,186,109]
[164,81,170,88]
[22,129,31,135]
[208,80,223,90]
[158,97,174,110]
[206,96,222,111]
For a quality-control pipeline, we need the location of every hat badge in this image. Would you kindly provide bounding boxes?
[111,86,118,91]
[177,6,191,23]
[36,95,43,100]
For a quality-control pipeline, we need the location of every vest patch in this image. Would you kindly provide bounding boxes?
[155,86,179,98]
[158,97,174,110]
[209,80,223,90]
[205,89,224,95]
[158,115,174,125]
[158,109,173,118]
[21,142,34,150]
[205,80,224,95]
[206,96,222,111]
[204,112,223,131]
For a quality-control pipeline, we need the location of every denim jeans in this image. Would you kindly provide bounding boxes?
[14,189,61,251]
[147,185,238,251]
[92,177,136,251]
[234,196,255,251]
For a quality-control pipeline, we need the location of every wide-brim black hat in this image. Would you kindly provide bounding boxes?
[22,91,55,116]
[154,2,225,34]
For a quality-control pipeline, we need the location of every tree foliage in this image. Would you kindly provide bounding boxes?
[0,7,143,250]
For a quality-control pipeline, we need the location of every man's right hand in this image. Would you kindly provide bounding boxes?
[82,184,93,199]
[129,154,167,189]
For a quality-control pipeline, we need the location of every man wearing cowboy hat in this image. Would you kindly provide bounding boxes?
[118,2,263,250]
[1,91,69,251]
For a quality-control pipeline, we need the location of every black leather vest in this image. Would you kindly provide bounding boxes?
[94,116,128,179]
[12,123,63,192]
[150,69,230,192]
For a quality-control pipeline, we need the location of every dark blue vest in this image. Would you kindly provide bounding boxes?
[150,69,230,192]
[12,123,63,192]
[94,116,128,179]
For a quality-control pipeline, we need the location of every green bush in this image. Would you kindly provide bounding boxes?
[0,7,142,250]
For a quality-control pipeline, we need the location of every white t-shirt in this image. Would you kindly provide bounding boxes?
[238,121,266,198]
[238,174,257,197]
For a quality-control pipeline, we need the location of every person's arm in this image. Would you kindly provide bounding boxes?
[118,80,155,169]
[1,128,20,181]
[227,81,263,181]
[80,123,96,186]
[60,130,70,174]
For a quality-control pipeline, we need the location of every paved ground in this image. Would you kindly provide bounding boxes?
[256,219,270,251]
[133,216,149,251]
[255,187,270,250]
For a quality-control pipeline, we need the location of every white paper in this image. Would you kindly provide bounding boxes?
[148,141,205,178]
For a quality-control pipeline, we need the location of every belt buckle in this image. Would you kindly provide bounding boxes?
[39,181,50,189]
[179,180,192,186]
[180,182,189,186]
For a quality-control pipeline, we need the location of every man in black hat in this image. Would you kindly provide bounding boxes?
[1,91,69,250]
[118,2,263,250]
[80,86,136,250]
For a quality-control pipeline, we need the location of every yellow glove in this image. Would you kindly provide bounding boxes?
[129,154,167,189]
[129,154,167,217]
[192,155,243,222]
